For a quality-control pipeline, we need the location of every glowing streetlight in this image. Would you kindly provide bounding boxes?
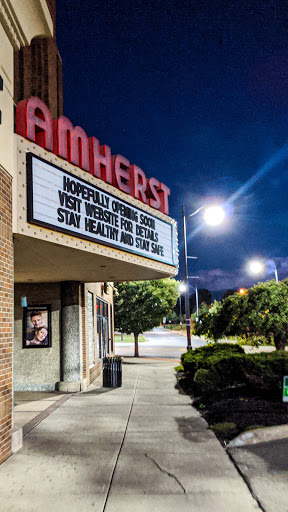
[248,259,264,276]
[239,288,247,295]
[182,202,227,350]
[203,205,226,226]
[247,259,278,283]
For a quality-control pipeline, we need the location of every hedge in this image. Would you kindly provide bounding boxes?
[180,344,288,395]
[180,343,244,377]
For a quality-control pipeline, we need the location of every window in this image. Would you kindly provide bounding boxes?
[96,298,109,359]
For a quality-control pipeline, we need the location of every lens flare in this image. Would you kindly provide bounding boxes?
[203,205,226,226]
[248,260,264,275]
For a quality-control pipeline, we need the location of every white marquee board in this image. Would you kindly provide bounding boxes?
[27,153,178,266]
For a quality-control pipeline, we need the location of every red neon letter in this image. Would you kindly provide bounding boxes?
[147,177,161,210]
[158,182,170,215]
[16,97,53,150]
[129,165,147,203]
[53,117,89,171]
[89,137,112,183]
[111,155,130,194]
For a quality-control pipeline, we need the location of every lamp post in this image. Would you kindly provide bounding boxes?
[178,283,187,332]
[182,204,192,350]
[182,203,226,351]
[247,259,279,283]
[189,284,199,319]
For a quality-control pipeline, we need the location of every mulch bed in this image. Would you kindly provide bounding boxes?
[178,374,288,444]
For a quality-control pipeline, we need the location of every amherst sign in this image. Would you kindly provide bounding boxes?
[16,97,170,214]
[27,154,177,266]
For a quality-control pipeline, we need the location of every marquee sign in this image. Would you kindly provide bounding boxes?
[17,97,170,214]
[27,154,178,266]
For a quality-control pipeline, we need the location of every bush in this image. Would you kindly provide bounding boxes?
[194,368,219,389]
[210,422,239,441]
[174,364,184,372]
[181,343,244,376]
[180,343,288,397]
[244,351,288,394]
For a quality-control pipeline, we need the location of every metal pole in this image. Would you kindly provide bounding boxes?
[182,204,191,350]
[179,295,182,331]
[195,285,199,319]
[274,266,279,283]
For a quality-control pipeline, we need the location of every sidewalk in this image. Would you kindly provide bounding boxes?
[228,425,288,512]
[0,359,260,511]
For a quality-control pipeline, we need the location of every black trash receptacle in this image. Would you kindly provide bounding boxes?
[103,357,122,387]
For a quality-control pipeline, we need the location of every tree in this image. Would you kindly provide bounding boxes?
[222,289,237,300]
[189,288,212,313]
[193,300,224,340]
[194,279,288,350]
[233,280,288,350]
[114,279,180,356]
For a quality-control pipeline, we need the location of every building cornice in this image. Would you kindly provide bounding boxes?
[0,0,27,49]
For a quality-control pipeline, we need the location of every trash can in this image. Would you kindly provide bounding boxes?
[102,356,122,387]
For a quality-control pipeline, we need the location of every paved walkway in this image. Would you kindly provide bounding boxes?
[0,359,260,511]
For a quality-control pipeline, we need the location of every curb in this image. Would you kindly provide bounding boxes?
[227,424,288,448]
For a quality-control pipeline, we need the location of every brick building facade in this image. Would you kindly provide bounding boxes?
[0,168,13,464]
[0,0,178,464]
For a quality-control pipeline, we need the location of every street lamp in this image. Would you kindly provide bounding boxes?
[247,258,278,283]
[182,203,226,351]
[178,283,187,331]
[189,284,199,319]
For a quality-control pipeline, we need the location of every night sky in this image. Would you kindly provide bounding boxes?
[56,0,288,292]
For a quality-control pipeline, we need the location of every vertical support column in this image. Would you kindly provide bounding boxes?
[81,283,90,387]
[0,167,13,464]
[59,282,86,392]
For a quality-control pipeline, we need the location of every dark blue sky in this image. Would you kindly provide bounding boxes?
[56,0,288,290]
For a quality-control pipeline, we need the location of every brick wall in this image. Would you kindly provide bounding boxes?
[0,167,13,464]
[14,37,63,119]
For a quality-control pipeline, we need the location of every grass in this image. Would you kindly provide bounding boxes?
[114,333,147,343]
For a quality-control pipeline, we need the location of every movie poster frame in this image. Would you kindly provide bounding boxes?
[22,304,52,349]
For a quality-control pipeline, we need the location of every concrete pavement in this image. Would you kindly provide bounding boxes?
[227,425,288,512]
[229,438,288,512]
[0,358,260,511]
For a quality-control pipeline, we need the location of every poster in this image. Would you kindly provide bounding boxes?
[23,305,51,348]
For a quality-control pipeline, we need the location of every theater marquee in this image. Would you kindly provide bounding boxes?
[27,154,178,266]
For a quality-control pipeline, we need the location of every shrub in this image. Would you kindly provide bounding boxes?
[244,352,288,394]
[181,343,244,376]
[211,354,248,388]
[210,422,239,441]
[244,425,263,432]
[194,368,219,389]
[181,345,288,397]
[174,364,184,372]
